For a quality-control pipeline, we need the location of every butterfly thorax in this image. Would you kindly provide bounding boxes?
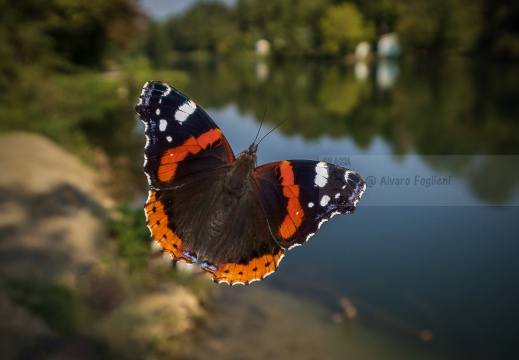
[205,144,257,243]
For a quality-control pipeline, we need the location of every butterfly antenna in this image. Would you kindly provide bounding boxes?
[256,117,289,146]
[253,106,268,145]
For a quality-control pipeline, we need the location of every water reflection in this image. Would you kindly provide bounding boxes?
[354,61,370,82]
[376,59,399,90]
[180,58,519,153]
[172,59,519,205]
[424,154,519,204]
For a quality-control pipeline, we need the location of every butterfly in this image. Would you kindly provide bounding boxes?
[135,81,366,285]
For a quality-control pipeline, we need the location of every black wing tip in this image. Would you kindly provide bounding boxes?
[135,81,187,110]
[143,80,167,88]
[134,81,167,115]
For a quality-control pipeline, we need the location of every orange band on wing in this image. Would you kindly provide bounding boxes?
[158,128,223,182]
[277,161,304,239]
[145,190,193,262]
[204,250,285,285]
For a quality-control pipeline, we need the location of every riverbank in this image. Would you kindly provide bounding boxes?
[0,132,207,359]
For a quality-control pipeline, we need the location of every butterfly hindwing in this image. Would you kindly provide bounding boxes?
[145,166,285,285]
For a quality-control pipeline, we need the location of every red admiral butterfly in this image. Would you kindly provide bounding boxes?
[135,81,366,285]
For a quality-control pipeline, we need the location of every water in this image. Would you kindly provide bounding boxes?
[160,58,519,359]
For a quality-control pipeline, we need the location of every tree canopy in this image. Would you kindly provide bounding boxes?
[319,3,375,55]
[0,0,142,87]
[140,0,519,62]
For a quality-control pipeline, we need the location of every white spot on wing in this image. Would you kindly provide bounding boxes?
[175,100,197,123]
[320,195,331,207]
[159,119,167,131]
[344,170,352,183]
[156,108,160,115]
[166,136,172,142]
[315,162,328,187]
[308,202,314,208]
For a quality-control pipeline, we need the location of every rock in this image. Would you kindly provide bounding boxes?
[0,132,109,285]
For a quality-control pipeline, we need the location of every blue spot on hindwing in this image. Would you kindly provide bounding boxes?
[182,251,197,263]
[201,261,218,271]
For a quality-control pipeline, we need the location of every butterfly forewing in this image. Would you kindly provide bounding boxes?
[254,161,365,249]
[135,81,234,189]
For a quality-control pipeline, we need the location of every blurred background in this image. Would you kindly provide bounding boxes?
[1,0,519,359]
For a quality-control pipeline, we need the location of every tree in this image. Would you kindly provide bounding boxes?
[477,0,519,59]
[319,3,375,56]
[48,0,143,67]
[359,0,401,34]
[0,0,56,86]
[164,2,237,54]
[396,0,483,55]
[235,0,330,57]
[143,21,171,68]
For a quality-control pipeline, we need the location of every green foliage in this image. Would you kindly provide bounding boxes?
[317,67,369,116]
[109,204,151,272]
[319,3,375,55]
[142,21,172,68]
[7,280,77,334]
[477,0,519,59]
[360,0,401,30]
[396,0,484,54]
[0,72,129,160]
[164,2,241,55]
[2,0,519,76]
[0,0,142,88]
[47,0,142,66]
[134,0,519,60]
[0,0,57,87]
[235,0,331,56]
[0,60,188,164]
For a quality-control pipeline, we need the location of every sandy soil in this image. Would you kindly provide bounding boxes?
[0,132,110,285]
[0,132,204,360]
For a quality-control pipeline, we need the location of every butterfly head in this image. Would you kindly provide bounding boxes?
[236,143,258,166]
[248,142,258,155]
